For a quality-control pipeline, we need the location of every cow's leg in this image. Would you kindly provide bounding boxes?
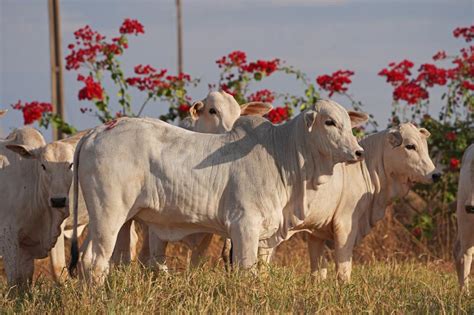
[111,220,134,265]
[221,238,232,271]
[460,245,473,293]
[3,248,34,288]
[258,247,274,264]
[230,218,260,270]
[79,211,127,284]
[308,234,328,281]
[454,239,464,288]
[334,220,357,283]
[1,226,33,288]
[138,223,150,265]
[190,234,213,268]
[148,231,169,272]
[49,222,68,283]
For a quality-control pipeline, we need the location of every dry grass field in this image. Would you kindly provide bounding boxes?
[0,203,472,313]
[0,260,472,313]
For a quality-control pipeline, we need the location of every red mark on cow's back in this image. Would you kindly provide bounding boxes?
[105,119,119,130]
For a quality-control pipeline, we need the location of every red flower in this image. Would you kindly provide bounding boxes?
[166,72,192,83]
[178,104,191,113]
[432,50,447,61]
[417,64,447,87]
[445,131,457,141]
[316,70,354,97]
[243,59,280,76]
[219,84,236,97]
[216,50,247,68]
[461,80,474,91]
[78,75,104,101]
[134,64,156,75]
[411,227,422,238]
[248,89,275,103]
[378,60,414,86]
[126,67,168,92]
[11,100,52,125]
[450,158,460,170]
[119,19,145,35]
[65,25,105,70]
[266,106,290,124]
[103,43,122,56]
[453,25,474,42]
[393,81,429,105]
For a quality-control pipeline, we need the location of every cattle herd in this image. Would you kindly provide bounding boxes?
[0,92,472,293]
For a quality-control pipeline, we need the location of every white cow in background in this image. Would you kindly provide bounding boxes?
[0,127,76,287]
[454,144,474,292]
[69,99,367,284]
[252,123,440,282]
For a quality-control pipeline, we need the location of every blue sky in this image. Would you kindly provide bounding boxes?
[0,0,472,139]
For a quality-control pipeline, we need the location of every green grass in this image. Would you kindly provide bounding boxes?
[1,262,473,313]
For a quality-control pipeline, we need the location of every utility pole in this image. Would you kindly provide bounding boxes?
[176,0,183,74]
[48,0,65,140]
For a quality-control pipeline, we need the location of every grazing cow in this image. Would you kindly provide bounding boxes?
[454,144,474,292]
[143,91,272,270]
[256,123,440,282]
[0,127,76,287]
[69,99,367,284]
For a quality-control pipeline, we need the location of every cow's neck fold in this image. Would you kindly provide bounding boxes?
[359,130,409,230]
[271,114,330,221]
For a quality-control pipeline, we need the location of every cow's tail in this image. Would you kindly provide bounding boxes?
[68,131,88,276]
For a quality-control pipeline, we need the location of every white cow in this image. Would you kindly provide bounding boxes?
[47,91,272,278]
[253,123,440,282]
[0,127,76,287]
[69,99,367,283]
[143,91,272,270]
[454,144,474,292]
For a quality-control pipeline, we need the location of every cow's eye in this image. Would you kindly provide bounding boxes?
[41,164,46,171]
[405,144,416,151]
[325,119,336,127]
[69,163,74,170]
[209,108,217,115]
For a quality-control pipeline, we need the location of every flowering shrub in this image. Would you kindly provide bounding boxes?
[64,18,198,124]
[215,50,280,103]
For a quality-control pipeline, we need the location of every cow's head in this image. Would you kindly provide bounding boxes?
[384,123,441,185]
[304,99,368,164]
[190,91,272,133]
[7,141,75,209]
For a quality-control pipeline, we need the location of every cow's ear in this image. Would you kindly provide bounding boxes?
[418,128,431,138]
[5,144,38,159]
[304,110,318,132]
[240,102,272,116]
[388,129,403,147]
[348,111,369,128]
[0,109,7,118]
[189,101,204,120]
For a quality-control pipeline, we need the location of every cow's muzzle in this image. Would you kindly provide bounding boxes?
[50,197,67,208]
